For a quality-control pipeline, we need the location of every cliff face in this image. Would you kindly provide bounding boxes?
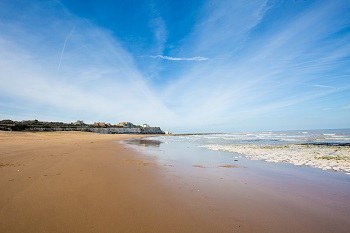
[0,120,165,134]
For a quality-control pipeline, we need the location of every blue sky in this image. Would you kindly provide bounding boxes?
[0,0,349,133]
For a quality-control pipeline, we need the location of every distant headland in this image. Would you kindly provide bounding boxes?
[0,119,165,134]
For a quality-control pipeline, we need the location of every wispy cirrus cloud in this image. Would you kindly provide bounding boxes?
[158,0,350,131]
[0,0,175,126]
[0,0,349,132]
[149,55,209,61]
[311,84,334,88]
[57,25,75,71]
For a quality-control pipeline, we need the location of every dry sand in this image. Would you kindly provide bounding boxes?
[1,132,350,233]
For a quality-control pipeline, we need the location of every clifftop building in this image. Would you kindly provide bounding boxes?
[73,120,85,125]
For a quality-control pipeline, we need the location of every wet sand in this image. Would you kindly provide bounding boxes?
[126,138,350,233]
[1,132,350,232]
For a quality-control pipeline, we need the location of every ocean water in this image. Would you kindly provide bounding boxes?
[169,129,350,146]
[123,129,350,174]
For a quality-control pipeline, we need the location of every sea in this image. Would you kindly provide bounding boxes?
[163,128,350,146]
[123,128,350,175]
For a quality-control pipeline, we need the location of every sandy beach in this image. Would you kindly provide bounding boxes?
[0,132,214,233]
[1,132,350,233]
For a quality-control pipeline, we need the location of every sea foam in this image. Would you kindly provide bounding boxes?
[202,144,350,173]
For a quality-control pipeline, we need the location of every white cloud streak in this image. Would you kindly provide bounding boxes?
[0,1,175,126]
[157,0,350,131]
[57,25,75,71]
[149,55,209,61]
[311,84,334,88]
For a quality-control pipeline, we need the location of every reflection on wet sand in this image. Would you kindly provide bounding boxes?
[126,139,162,147]
[123,135,350,233]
